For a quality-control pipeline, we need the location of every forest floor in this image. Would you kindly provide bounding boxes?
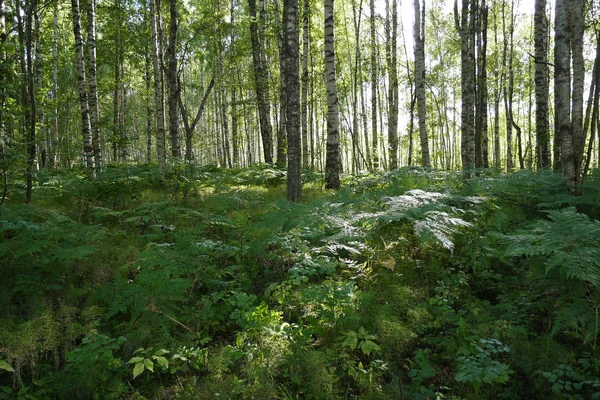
[1,164,600,399]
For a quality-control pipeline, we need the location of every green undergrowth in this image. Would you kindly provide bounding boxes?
[1,165,599,399]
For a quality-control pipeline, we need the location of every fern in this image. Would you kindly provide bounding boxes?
[500,207,600,286]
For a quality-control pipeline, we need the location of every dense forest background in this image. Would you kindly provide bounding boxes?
[1,0,600,398]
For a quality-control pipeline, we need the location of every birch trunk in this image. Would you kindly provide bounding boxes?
[150,0,166,174]
[534,0,551,168]
[386,0,399,170]
[370,0,378,170]
[570,0,584,184]
[167,0,180,158]
[414,0,430,167]
[324,0,340,188]
[71,0,94,177]
[248,0,273,164]
[455,0,475,176]
[87,0,101,169]
[554,0,573,183]
[301,0,309,168]
[474,0,488,169]
[284,0,301,200]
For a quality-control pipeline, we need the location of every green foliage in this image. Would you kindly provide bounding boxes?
[3,167,600,399]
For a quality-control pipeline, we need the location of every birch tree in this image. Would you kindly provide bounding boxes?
[413,0,430,167]
[249,0,273,164]
[370,0,378,170]
[455,0,476,176]
[284,0,301,201]
[71,0,94,178]
[324,0,340,188]
[167,0,180,158]
[386,0,399,170]
[150,0,166,174]
[534,0,551,168]
[87,0,101,169]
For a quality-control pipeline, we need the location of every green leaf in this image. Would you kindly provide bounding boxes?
[154,349,169,356]
[360,340,380,355]
[156,356,169,368]
[132,362,145,379]
[127,356,144,364]
[144,359,154,373]
[342,335,358,350]
[0,361,14,373]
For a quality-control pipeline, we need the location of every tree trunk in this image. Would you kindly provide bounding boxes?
[386,0,398,170]
[150,0,166,174]
[72,0,94,177]
[474,0,488,169]
[301,0,309,168]
[283,0,301,200]
[49,3,59,167]
[145,45,153,163]
[570,0,584,185]
[370,0,378,170]
[534,0,551,168]
[414,0,430,167]
[24,0,37,201]
[324,0,340,188]
[179,76,214,161]
[249,0,273,164]
[87,0,101,169]
[167,0,180,158]
[230,0,239,167]
[455,0,475,177]
[555,0,573,182]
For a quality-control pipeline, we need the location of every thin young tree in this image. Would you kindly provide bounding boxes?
[324,0,340,188]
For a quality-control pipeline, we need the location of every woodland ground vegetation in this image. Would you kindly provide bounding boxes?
[1,164,599,399]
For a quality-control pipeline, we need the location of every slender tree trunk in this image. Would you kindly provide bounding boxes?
[534,0,551,168]
[570,0,584,185]
[284,0,301,200]
[87,0,101,169]
[112,8,121,163]
[474,0,488,169]
[324,0,340,188]
[249,0,274,164]
[145,49,153,163]
[231,0,239,167]
[386,0,399,170]
[150,0,166,174]
[414,0,430,167]
[72,0,94,177]
[24,0,37,201]
[455,0,475,177]
[370,0,378,170]
[301,0,309,168]
[49,3,58,167]
[167,0,180,158]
